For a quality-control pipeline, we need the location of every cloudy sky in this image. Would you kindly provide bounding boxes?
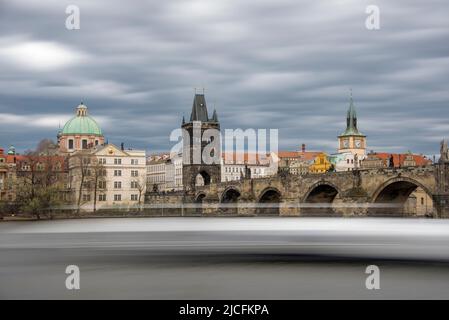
[0,0,448,156]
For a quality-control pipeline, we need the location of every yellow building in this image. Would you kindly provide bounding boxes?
[309,153,332,173]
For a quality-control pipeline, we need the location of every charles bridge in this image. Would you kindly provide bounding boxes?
[147,161,449,218]
[146,93,449,218]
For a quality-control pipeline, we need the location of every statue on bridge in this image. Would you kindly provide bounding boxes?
[440,139,449,163]
[388,154,394,167]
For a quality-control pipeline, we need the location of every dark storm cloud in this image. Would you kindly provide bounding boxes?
[0,0,448,156]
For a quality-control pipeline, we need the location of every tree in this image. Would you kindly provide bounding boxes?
[135,175,146,211]
[14,150,68,219]
[69,151,93,214]
[69,151,108,213]
[90,159,106,213]
[35,139,58,155]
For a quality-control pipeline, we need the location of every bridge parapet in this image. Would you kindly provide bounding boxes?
[146,164,446,217]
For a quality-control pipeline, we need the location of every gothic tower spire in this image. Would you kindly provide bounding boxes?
[338,90,367,157]
[344,90,361,136]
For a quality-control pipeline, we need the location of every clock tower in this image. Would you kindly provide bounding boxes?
[337,92,366,157]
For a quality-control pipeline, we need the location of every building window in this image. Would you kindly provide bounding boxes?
[98,181,106,189]
[421,197,424,205]
[131,170,138,177]
[114,181,122,189]
[68,139,74,150]
[114,194,122,201]
[82,194,91,202]
[114,170,122,176]
[114,158,122,165]
[95,140,99,146]
[131,159,138,165]
[131,194,138,201]
[99,194,106,201]
[99,158,106,164]
[131,181,138,188]
[82,139,88,149]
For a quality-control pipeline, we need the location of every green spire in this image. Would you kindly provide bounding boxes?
[341,90,363,136]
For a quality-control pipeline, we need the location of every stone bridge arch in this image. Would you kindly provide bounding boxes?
[369,176,435,217]
[194,192,207,215]
[257,187,282,216]
[220,186,242,214]
[301,181,342,216]
[195,170,211,186]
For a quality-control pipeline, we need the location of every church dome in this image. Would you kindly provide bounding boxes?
[62,103,103,136]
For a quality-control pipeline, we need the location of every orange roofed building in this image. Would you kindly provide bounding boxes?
[276,144,324,175]
[0,145,69,203]
[361,151,432,169]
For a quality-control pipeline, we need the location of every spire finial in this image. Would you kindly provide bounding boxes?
[212,109,218,122]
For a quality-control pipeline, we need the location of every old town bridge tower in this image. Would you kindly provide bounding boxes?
[182,93,221,192]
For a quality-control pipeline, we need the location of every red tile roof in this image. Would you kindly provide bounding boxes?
[366,152,431,167]
[222,152,271,165]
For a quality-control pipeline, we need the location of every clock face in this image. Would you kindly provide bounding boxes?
[355,140,362,148]
[343,139,349,148]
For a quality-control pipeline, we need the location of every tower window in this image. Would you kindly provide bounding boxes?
[82,139,88,149]
[68,139,74,150]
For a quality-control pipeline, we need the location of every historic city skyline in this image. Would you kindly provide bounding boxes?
[1,0,449,155]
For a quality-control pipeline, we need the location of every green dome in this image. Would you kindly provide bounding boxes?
[62,103,103,136]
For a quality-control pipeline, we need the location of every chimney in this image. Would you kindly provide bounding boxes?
[301,143,306,153]
[120,142,124,151]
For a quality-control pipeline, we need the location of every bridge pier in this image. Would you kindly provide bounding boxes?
[435,160,449,218]
[236,198,256,216]
[434,195,449,218]
[280,199,300,216]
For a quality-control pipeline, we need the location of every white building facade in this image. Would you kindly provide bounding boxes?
[146,152,278,191]
[329,152,365,172]
[69,144,146,211]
